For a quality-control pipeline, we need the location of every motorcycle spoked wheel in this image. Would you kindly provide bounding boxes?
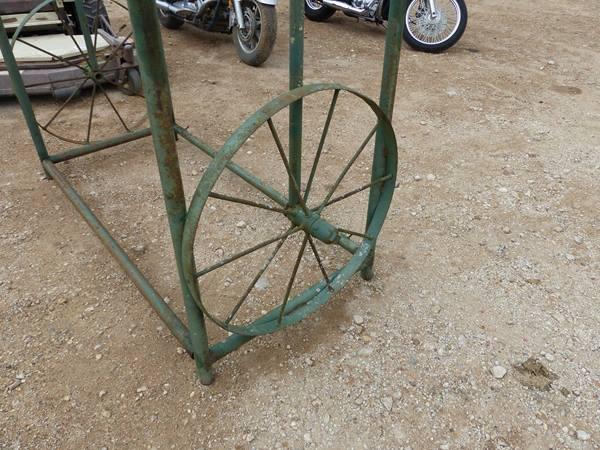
[402,0,468,53]
[232,0,277,67]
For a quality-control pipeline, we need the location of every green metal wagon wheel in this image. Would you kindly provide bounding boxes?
[10,0,145,146]
[181,83,397,337]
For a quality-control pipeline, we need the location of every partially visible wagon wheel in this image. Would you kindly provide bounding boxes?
[9,0,146,146]
[181,84,397,337]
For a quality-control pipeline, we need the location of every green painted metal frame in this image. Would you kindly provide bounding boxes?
[0,0,408,383]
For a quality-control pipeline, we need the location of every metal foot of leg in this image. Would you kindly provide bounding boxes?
[360,263,374,281]
[196,365,214,385]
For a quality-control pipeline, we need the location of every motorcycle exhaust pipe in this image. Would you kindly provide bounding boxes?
[155,0,197,15]
[319,0,367,15]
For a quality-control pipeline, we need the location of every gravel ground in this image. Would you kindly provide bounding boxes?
[1,0,599,449]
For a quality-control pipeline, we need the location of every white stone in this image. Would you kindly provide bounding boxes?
[236,220,246,228]
[576,430,590,441]
[381,396,393,411]
[491,365,507,379]
[353,315,364,325]
[426,174,436,181]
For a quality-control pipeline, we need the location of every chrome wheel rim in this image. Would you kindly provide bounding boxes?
[405,0,461,46]
[306,0,323,10]
[238,1,261,52]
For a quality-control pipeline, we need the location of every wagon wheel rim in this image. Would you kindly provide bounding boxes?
[181,83,398,337]
[14,0,145,145]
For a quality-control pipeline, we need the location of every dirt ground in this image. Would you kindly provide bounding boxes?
[1,0,599,449]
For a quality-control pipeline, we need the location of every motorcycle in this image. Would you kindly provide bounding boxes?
[304,0,467,53]
[155,0,277,66]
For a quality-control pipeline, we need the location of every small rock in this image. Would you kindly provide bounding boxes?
[413,175,422,181]
[553,226,564,233]
[574,236,584,245]
[303,433,312,443]
[491,365,507,379]
[191,169,199,176]
[95,354,102,360]
[426,174,436,181]
[132,244,146,254]
[255,276,269,290]
[353,314,364,325]
[544,353,555,362]
[245,433,255,443]
[101,409,111,418]
[99,390,107,398]
[381,396,393,411]
[547,60,556,65]
[136,385,148,393]
[576,430,590,441]
[419,121,427,126]
[236,220,246,229]
[502,227,511,234]
[440,444,450,450]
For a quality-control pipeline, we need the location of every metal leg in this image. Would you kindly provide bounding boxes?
[288,0,304,205]
[126,0,214,384]
[361,0,408,280]
[0,21,49,164]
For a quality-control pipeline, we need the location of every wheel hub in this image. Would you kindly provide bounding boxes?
[239,8,257,42]
[415,7,448,35]
[286,207,339,244]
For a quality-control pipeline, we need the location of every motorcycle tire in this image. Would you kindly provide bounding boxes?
[233,0,277,67]
[402,0,467,53]
[304,0,336,22]
[79,0,112,35]
[157,9,185,30]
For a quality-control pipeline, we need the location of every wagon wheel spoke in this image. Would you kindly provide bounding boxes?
[194,227,301,278]
[304,89,339,203]
[336,228,373,240]
[266,118,310,215]
[320,174,392,209]
[23,74,90,90]
[317,123,378,212]
[306,234,333,291]
[98,31,133,72]
[15,38,87,73]
[97,82,130,131]
[207,191,287,214]
[225,230,291,324]
[85,82,98,143]
[41,77,89,129]
[278,233,309,324]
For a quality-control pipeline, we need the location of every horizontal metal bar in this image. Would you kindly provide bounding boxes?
[42,160,193,352]
[49,128,152,163]
[174,124,288,207]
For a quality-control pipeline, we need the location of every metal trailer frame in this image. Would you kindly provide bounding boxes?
[0,0,407,384]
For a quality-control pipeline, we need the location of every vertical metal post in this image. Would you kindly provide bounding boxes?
[73,0,98,69]
[126,0,214,385]
[361,0,407,280]
[288,0,304,205]
[0,20,49,163]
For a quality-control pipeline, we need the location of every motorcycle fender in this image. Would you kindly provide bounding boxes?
[256,0,277,5]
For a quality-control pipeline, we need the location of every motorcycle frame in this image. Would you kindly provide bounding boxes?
[0,0,407,384]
